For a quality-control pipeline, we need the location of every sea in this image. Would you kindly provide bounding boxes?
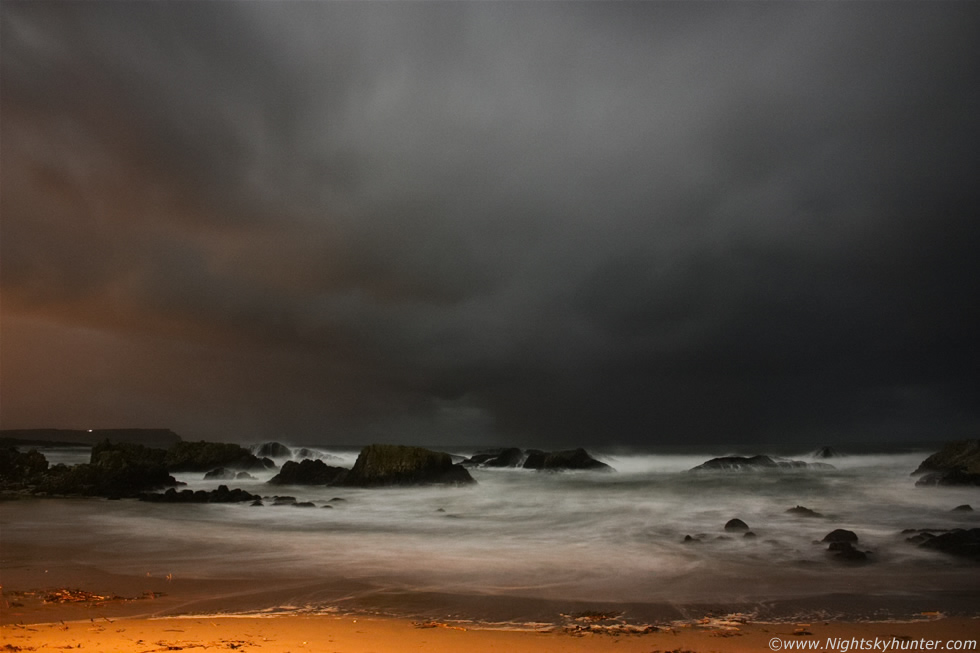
[2,443,978,626]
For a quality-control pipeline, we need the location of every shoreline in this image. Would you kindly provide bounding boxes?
[3,613,979,653]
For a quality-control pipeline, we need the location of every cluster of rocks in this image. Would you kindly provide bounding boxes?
[821,529,870,562]
[139,485,260,503]
[690,455,834,472]
[0,439,272,499]
[462,447,612,471]
[904,528,980,560]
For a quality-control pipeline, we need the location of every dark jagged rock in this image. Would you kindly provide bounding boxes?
[140,485,259,503]
[268,459,348,486]
[522,448,612,471]
[253,442,292,458]
[165,441,275,473]
[822,529,858,543]
[916,529,980,560]
[0,447,49,486]
[952,504,974,512]
[342,444,476,487]
[912,440,980,486]
[466,447,526,468]
[204,467,237,480]
[724,518,750,532]
[811,446,844,458]
[690,455,834,472]
[786,505,824,518]
[34,440,178,498]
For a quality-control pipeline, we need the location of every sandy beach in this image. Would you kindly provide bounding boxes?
[3,567,979,653]
[4,613,980,653]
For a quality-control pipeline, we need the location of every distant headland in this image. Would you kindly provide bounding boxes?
[0,428,182,449]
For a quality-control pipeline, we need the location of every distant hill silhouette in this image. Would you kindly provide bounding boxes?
[0,428,182,449]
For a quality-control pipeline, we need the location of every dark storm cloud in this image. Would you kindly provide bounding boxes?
[2,2,978,445]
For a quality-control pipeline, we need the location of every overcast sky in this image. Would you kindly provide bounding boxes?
[2,1,978,448]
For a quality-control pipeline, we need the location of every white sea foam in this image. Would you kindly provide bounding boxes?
[3,447,977,621]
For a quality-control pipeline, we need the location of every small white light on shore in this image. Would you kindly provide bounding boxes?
[88,429,93,432]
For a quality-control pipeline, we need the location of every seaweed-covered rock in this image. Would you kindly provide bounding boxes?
[912,440,980,486]
[522,448,612,471]
[140,485,260,503]
[165,441,275,472]
[253,442,292,458]
[268,459,348,486]
[342,444,475,487]
[691,455,834,472]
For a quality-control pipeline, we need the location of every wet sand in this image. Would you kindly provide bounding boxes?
[3,614,980,653]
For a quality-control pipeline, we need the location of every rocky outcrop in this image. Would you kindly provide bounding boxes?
[36,440,178,498]
[724,518,749,532]
[690,455,834,472]
[268,459,348,485]
[165,441,275,472]
[0,447,49,487]
[822,529,858,543]
[140,485,260,503]
[522,448,612,471]
[253,442,292,458]
[913,528,980,560]
[466,448,526,468]
[912,440,980,486]
[341,445,475,487]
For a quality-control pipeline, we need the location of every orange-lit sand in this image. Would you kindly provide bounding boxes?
[3,614,979,652]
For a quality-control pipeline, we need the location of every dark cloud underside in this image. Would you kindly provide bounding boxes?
[2,2,979,445]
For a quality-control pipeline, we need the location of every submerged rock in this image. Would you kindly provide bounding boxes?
[522,448,613,471]
[786,505,824,518]
[952,504,974,512]
[691,455,834,472]
[342,444,476,487]
[912,440,980,486]
[828,541,870,562]
[268,459,348,486]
